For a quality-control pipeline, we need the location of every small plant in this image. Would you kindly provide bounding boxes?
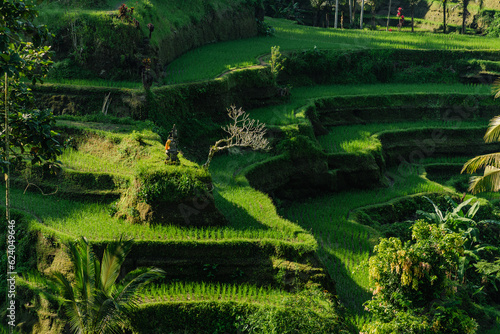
[256,19,275,36]
[117,3,140,28]
[108,200,119,217]
[203,263,219,280]
[270,45,284,81]
[147,23,154,39]
[231,267,245,280]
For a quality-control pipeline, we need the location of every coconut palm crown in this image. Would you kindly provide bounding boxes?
[462,82,500,193]
[52,236,164,334]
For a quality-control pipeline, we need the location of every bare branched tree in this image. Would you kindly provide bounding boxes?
[203,106,270,169]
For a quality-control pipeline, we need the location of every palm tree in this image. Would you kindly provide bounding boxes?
[462,82,500,193]
[52,236,164,334]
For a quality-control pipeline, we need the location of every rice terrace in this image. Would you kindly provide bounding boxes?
[2,0,500,333]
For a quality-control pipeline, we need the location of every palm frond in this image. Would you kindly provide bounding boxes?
[493,78,500,99]
[484,116,500,143]
[73,237,96,320]
[100,236,134,293]
[461,153,500,174]
[114,267,165,307]
[51,272,85,334]
[468,166,500,194]
[52,236,162,334]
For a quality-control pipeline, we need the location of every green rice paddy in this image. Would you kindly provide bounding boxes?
[165,18,500,83]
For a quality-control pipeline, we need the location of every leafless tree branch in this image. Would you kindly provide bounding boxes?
[203,106,270,169]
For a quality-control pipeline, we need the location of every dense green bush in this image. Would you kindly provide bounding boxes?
[485,12,500,37]
[136,164,211,204]
[276,134,325,160]
[363,221,478,334]
[48,11,146,81]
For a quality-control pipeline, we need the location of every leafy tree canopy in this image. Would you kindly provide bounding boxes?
[1,0,63,172]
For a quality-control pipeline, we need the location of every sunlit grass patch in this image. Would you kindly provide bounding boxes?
[140,282,289,304]
[43,78,142,89]
[318,119,489,153]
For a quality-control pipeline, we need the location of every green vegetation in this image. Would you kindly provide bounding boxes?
[165,18,500,83]
[364,221,478,333]
[363,197,500,333]
[51,237,164,334]
[140,281,290,304]
[6,0,500,332]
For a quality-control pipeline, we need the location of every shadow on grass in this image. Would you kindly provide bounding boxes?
[212,188,270,231]
[323,249,372,314]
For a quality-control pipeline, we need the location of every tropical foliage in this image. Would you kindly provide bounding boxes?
[461,82,500,194]
[51,237,164,334]
[1,0,63,172]
[363,196,500,333]
[363,220,477,334]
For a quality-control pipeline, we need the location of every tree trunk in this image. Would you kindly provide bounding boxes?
[203,146,217,169]
[386,0,392,31]
[360,0,365,29]
[371,5,375,29]
[335,0,339,28]
[4,73,10,226]
[352,0,357,26]
[411,6,415,32]
[462,0,469,34]
[443,0,447,34]
[349,0,353,24]
[314,9,319,26]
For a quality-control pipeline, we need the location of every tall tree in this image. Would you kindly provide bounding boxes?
[349,0,353,25]
[370,0,383,29]
[52,237,165,334]
[311,0,322,26]
[1,1,62,226]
